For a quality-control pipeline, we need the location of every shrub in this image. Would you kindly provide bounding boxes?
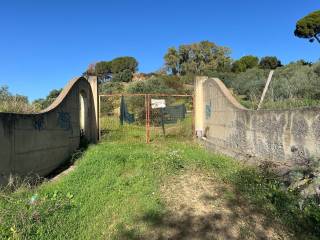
[0,86,37,113]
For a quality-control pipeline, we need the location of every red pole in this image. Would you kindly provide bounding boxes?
[145,94,148,144]
[147,94,151,143]
[192,95,195,137]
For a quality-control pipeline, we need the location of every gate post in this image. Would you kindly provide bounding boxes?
[146,94,151,144]
[88,76,99,142]
[194,76,208,138]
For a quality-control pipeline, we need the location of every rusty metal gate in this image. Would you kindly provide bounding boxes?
[99,94,194,143]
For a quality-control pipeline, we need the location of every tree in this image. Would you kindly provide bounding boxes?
[95,61,112,81]
[163,40,231,76]
[231,60,247,73]
[259,56,282,69]
[32,88,62,110]
[231,55,259,73]
[240,55,259,69]
[85,56,138,83]
[111,57,138,74]
[0,85,10,101]
[164,47,180,75]
[294,10,320,43]
[0,85,35,113]
[112,69,133,83]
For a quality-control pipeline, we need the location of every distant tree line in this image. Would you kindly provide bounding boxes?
[2,9,319,112]
[32,88,63,110]
[0,86,36,113]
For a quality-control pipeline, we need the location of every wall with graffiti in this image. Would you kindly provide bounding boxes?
[0,77,98,185]
[197,77,320,171]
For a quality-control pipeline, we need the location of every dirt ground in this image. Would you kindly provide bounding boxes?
[144,170,293,240]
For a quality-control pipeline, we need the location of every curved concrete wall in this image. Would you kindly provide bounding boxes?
[0,76,98,185]
[195,77,320,169]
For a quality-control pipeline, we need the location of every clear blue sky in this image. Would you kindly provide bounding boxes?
[0,0,319,101]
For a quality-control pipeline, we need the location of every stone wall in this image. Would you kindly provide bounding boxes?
[0,76,98,185]
[195,77,320,169]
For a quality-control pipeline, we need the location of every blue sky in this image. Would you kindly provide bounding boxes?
[0,0,319,101]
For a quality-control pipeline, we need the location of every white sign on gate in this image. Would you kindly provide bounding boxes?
[151,99,166,109]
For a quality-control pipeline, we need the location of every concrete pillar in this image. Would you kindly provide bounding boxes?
[87,76,99,142]
[194,76,208,138]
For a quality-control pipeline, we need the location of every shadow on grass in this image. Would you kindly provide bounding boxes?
[114,182,284,240]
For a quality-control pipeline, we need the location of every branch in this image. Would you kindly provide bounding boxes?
[314,34,320,44]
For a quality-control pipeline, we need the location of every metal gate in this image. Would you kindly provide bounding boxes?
[99,94,194,143]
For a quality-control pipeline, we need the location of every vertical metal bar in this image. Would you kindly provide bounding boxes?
[145,94,148,144]
[98,95,101,141]
[192,95,195,137]
[147,94,150,144]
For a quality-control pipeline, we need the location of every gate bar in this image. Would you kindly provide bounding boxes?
[99,93,193,97]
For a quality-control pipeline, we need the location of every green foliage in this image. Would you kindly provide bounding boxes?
[259,56,282,69]
[88,56,138,83]
[232,55,259,73]
[267,62,320,100]
[230,68,269,101]
[95,61,112,80]
[0,190,73,239]
[0,85,36,113]
[230,61,320,105]
[230,166,320,238]
[313,62,320,76]
[127,77,177,95]
[112,69,133,82]
[164,40,231,75]
[1,132,319,239]
[32,88,62,110]
[164,47,179,75]
[111,56,138,74]
[239,98,320,110]
[231,60,247,73]
[294,10,320,43]
[99,82,124,94]
[161,75,184,92]
[240,55,259,68]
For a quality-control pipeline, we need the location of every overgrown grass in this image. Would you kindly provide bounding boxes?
[239,98,320,110]
[0,132,319,239]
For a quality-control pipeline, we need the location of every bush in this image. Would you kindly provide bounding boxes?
[268,62,320,100]
[230,68,269,101]
[112,69,133,82]
[228,61,320,106]
[0,86,37,113]
[259,56,282,69]
[127,77,177,95]
[231,166,320,238]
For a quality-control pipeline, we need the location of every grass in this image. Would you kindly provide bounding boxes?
[0,129,319,239]
[239,98,320,110]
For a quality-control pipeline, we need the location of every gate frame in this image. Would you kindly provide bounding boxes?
[99,93,194,143]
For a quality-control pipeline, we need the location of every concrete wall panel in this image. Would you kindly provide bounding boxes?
[0,76,98,185]
[196,77,320,170]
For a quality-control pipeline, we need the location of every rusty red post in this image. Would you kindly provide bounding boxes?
[146,94,151,143]
[192,95,195,137]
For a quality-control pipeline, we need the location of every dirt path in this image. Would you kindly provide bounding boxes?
[145,170,292,240]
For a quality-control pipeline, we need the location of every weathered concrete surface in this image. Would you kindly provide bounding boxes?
[195,77,320,169]
[0,76,98,185]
